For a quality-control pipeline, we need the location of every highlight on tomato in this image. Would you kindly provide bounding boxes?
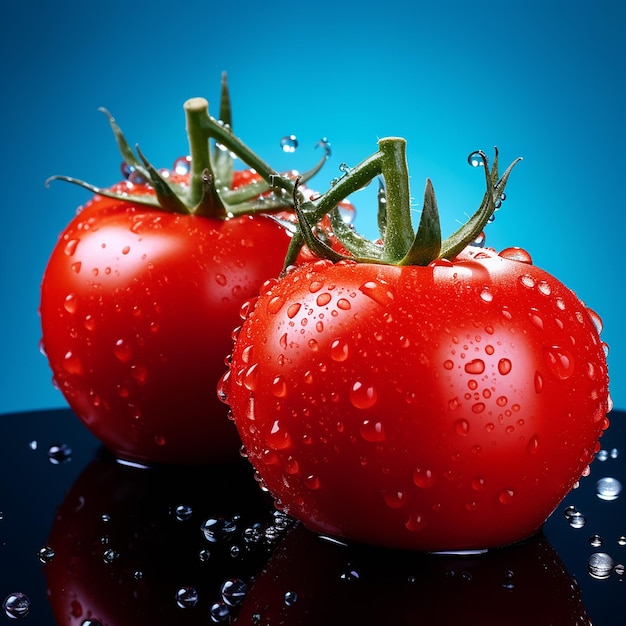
[40,74,351,465]
[220,138,611,551]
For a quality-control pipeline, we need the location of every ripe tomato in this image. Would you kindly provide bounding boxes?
[40,178,293,465]
[221,248,610,550]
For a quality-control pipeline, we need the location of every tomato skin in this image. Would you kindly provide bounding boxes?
[222,247,610,550]
[40,186,293,465]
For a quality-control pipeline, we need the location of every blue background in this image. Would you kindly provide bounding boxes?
[1,0,624,413]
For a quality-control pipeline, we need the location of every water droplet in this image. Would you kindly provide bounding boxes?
[534,371,543,393]
[618,536,626,546]
[527,434,540,455]
[316,292,332,307]
[413,468,436,488]
[443,360,454,370]
[63,238,79,256]
[215,273,227,286]
[48,443,72,464]
[2,593,30,619]
[479,287,493,302]
[315,137,332,158]
[176,586,199,609]
[543,346,575,380]
[568,512,587,529]
[243,364,259,392]
[287,302,301,319]
[471,477,487,491]
[596,477,622,501]
[586,307,604,335]
[38,546,55,563]
[467,151,484,167]
[330,338,349,362]
[472,402,486,414]
[597,449,609,462]
[284,591,298,606]
[454,419,470,436]
[589,534,604,547]
[349,381,378,409]
[271,375,288,397]
[498,358,512,376]
[210,600,231,623]
[102,548,119,564]
[337,298,351,310]
[174,504,193,521]
[528,308,544,330]
[382,491,407,509]
[201,516,238,543]
[464,359,485,375]
[280,135,298,153]
[304,475,321,490]
[63,293,78,314]
[173,155,191,175]
[499,247,533,264]
[611,448,619,459]
[519,274,536,289]
[588,552,614,580]
[113,338,132,363]
[358,280,394,305]
[359,419,386,442]
[405,513,427,532]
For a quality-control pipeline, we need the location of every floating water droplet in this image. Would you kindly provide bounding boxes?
[37,546,55,563]
[611,447,619,459]
[618,536,626,546]
[280,135,298,153]
[176,586,199,609]
[48,443,72,464]
[588,552,614,579]
[467,151,484,167]
[597,449,609,462]
[589,534,604,547]
[501,570,515,590]
[569,512,587,529]
[221,578,248,606]
[102,548,119,564]
[596,477,622,501]
[2,593,30,619]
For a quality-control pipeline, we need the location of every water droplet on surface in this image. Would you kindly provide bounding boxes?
[38,546,55,563]
[358,280,394,305]
[413,468,436,488]
[3,593,30,619]
[498,247,533,264]
[527,434,540,455]
[284,590,298,606]
[519,274,536,289]
[596,477,622,501]
[201,516,238,543]
[330,338,349,362]
[454,419,470,436]
[316,292,332,306]
[479,287,493,302]
[349,381,378,409]
[464,359,485,375]
[497,358,512,375]
[588,552,614,579]
[498,489,515,505]
[271,375,288,398]
[382,491,407,509]
[175,586,199,609]
[48,443,72,464]
[173,155,191,175]
[543,346,575,380]
[287,302,301,319]
[359,419,386,442]
[597,449,609,462]
[280,135,298,153]
[64,238,79,256]
[405,513,427,532]
[113,338,132,363]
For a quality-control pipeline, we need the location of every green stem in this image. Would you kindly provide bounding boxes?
[184,98,215,208]
[378,138,414,263]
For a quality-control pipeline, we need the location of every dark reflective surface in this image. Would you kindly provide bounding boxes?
[1,408,625,624]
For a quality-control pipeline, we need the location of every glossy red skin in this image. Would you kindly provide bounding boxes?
[222,247,610,551]
[235,525,591,625]
[40,177,293,465]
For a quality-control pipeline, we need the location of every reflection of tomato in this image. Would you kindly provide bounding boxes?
[235,525,591,625]
[44,450,282,625]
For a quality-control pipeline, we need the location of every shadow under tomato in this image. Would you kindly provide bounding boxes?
[234,525,591,626]
[43,448,286,625]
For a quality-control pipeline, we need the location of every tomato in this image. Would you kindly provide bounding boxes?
[220,140,611,551]
[235,525,591,625]
[40,181,293,465]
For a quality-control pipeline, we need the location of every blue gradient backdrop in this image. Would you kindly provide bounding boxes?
[1,0,624,413]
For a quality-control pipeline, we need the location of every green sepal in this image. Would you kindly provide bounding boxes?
[328,207,385,261]
[399,179,442,266]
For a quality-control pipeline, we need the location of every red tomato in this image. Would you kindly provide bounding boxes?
[40,176,293,465]
[220,246,610,550]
